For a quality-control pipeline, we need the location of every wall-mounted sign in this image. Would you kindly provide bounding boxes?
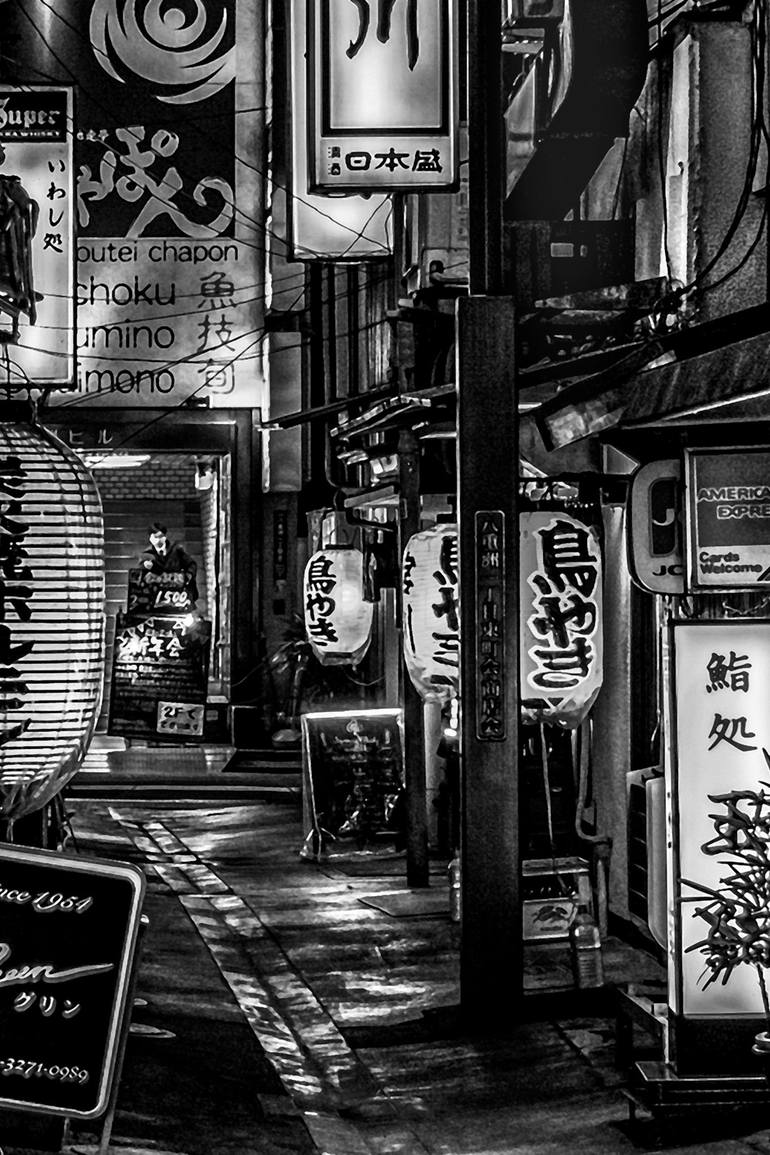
[303,547,373,666]
[628,459,684,595]
[474,511,506,741]
[520,511,603,728]
[288,0,392,259]
[402,524,459,704]
[0,86,74,387]
[0,843,144,1119]
[307,0,459,192]
[669,621,770,1071]
[685,446,770,590]
[108,612,211,742]
[4,1,263,408]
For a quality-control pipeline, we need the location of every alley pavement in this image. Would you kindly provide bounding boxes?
[7,798,770,1155]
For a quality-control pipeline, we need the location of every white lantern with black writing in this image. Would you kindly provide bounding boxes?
[402,524,459,704]
[520,511,603,728]
[303,547,373,666]
[0,414,105,823]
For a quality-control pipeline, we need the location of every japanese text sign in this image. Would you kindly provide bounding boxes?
[520,512,603,728]
[685,447,770,590]
[402,524,459,704]
[0,844,144,1119]
[669,621,770,1019]
[303,547,373,666]
[474,511,506,741]
[307,0,460,191]
[0,87,74,387]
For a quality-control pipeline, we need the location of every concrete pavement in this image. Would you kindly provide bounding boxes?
[7,798,770,1154]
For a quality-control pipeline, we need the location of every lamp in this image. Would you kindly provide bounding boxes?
[0,408,104,827]
[401,524,460,703]
[303,547,373,666]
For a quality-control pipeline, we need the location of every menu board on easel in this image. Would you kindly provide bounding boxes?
[301,709,404,850]
[0,844,144,1119]
[107,612,211,742]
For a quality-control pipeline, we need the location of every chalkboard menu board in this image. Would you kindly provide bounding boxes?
[108,612,212,742]
[126,568,197,616]
[0,844,145,1119]
[301,709,405,854]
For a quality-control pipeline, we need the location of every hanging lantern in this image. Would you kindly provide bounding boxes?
[402,525,459,704]
[519,511,603,728]
[303,547,373,666]
[0,413,105,823]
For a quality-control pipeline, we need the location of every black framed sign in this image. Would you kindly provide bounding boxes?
[685,446,770,590]
[126,568,197,616]
[0,844,145,1118]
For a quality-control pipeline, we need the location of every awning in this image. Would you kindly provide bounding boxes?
[527,303,770,452]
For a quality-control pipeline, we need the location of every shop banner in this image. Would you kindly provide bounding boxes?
[108,612,211,741]
[686,446,770,590]
[520,511,603,728]
[3,0,263,408]
[0,87,74,387]
[670,621,770,1018]
[0,844,144,1119]
[307,0,459,192]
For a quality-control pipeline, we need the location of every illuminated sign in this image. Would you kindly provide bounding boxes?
[402,524,459,704]
[669,621,770,1035]
[303,547,373,666]
[307,0,459,192]
[520,512,603,729]
[0,87,74,387]
[628,459,684,595]
[288,0,393,258]
[686,446,770,590]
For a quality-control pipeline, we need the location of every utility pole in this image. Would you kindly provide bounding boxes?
[457,1,522,1023]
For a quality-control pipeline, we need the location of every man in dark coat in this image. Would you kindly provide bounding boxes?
[141,522,199,602]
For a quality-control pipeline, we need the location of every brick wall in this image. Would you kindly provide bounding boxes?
[96,457,194,501]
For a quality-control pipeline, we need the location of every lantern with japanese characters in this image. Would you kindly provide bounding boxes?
[303,547,373,666]
[520,511,603,728]
[402,524,459,704]
[0,415,105,824]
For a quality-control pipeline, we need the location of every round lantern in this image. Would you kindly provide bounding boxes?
[0,415,105,823]
[303,546,373,666]
[402,524,459,704]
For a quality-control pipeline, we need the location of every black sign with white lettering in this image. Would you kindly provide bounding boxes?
[108,612,211,741]
[0,844,145,1119]
[126,568,196,616]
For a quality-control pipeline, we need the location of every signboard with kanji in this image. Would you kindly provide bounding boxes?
[685,446,770,590]
[474,511,506,741]
[668,621,770,1077]
[519,511,603,728]
[0,86,74,387]
[307,0,459,192]
[0,843,144,1119]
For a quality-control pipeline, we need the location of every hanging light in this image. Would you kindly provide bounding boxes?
[402,524,459,704]
[0,408,105,825]
[303,546,373,666]
[520,510,603,728]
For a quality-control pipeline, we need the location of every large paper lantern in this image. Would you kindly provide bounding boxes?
[303,547,373,666]
[402,524,459,704]
[520,511,603,728]
[0,416,105,823]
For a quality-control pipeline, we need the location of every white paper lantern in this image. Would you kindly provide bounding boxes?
[0,418,105,822]
[402,525,459,704]
[303,547,373,666]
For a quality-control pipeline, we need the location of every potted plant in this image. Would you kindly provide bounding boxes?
[685,778,770,1060]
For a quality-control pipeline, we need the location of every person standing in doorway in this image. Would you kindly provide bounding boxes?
[141,522,199,603]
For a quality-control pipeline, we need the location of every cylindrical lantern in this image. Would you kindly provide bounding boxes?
[303,547,373,666]
[402,524,459,704]
[0,416,105,822]
[519,511,603,728]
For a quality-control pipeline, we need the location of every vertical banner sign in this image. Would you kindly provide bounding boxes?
[308,0,460,192]
[686,446,770,590]
[0,844,144,1120]
[0,87,74,387]
[3,1,264,408]
[474,511,506,741]
[519,512,603,728]
[670,621,770,1028]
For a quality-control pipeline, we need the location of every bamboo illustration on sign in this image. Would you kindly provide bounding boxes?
[685,761,770,1042]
